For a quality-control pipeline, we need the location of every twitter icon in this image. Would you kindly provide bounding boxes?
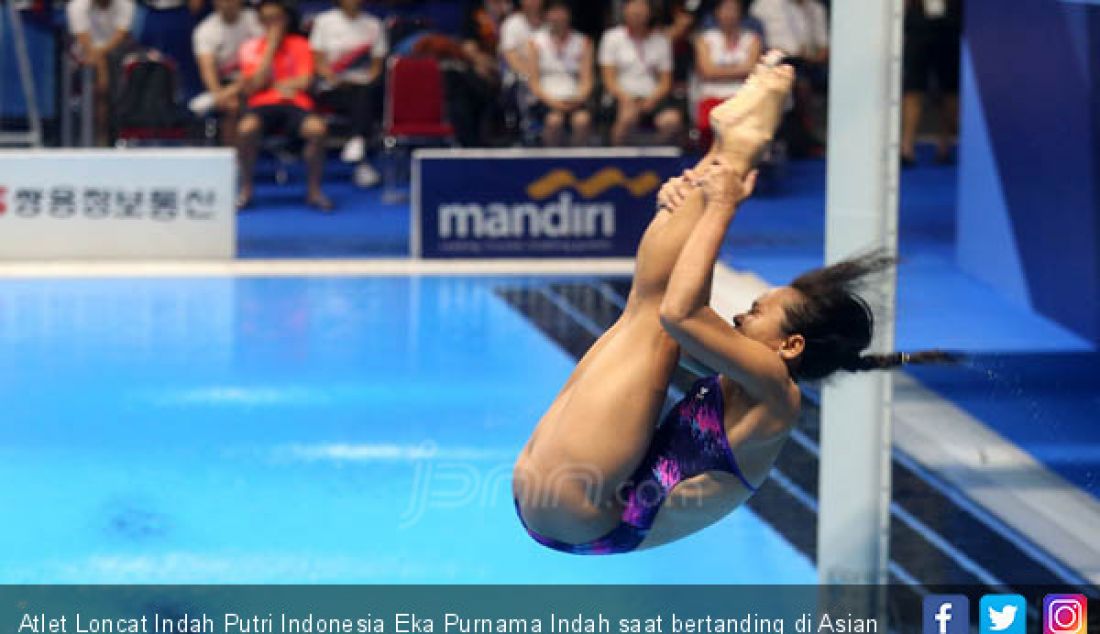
[981,594,1027,634]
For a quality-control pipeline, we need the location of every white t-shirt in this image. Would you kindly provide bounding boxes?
[66,0,134,47]
[308,8,388,81]
[498,11,538,81]
[192,9,262,77]
[532,29,588,100]
[697,29,759,100]
[597,25,672,98]
[749,0,828,59]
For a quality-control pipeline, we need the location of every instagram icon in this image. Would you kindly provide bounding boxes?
[1044,595,1088,634]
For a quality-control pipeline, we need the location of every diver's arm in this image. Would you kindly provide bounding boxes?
[659,163,792,406]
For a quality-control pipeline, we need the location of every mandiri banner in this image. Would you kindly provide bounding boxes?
[411,148,681,259]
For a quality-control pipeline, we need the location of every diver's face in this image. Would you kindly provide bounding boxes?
[732,287,801,351]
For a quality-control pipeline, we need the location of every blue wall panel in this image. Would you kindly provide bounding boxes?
[958,0,1100,343]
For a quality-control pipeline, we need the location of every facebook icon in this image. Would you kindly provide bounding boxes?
[924,595,970,634]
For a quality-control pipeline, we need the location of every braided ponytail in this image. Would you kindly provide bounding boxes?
[842,350,961,373]
[781,251,961,381]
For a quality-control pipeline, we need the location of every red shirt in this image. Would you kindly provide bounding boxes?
[239,33,314,110]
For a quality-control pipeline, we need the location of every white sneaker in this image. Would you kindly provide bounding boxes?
[354,163,380,188]
[188,92,215,116]
[341,136,366,163]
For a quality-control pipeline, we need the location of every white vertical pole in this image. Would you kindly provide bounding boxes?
[817,0,903,596]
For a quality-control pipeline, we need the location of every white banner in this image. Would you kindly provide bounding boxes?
[0,149,236,260]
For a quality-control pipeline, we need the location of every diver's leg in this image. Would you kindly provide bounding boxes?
[514,62,795,544]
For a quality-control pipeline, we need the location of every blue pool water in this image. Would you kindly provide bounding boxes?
[0,276,814,583]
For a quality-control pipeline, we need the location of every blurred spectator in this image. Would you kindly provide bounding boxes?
[526,0,593,146]
[460,0,512,144]
[749,0,828,61]
[310,0,388,187]
[237,0,331,211]
[499,0,544,86]
[409,33,490,146]
[599,0,683,146]
[191,0,261,144]
[656,0,705,84]
[750,0,828,156]
[462,0,511,82]
[901,0,962,166]
[692,0,760,148]
[66,0,135,145]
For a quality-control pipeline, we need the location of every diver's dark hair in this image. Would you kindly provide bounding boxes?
[782,251,959,381]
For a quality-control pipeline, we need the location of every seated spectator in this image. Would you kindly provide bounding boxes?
[526,0,594,146]
[461,0,513,144]
[192,0,262,144]
[499,0,543,86]
[463,0,511,76]
[310,0,388,188]
[237,0,331,211]
[599,0,684,146]
[693,0,761,148]
[66,0,135,145]
[405,32,489,147]
[658,0,706,85]
[750,0,829,156]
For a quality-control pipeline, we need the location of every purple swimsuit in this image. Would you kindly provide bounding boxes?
[516,375,758,555]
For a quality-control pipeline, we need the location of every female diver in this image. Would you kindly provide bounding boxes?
[511,54,951,554]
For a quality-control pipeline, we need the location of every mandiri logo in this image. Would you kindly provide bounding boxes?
[526,168,661,200]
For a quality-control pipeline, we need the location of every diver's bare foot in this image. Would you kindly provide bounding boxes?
[709,51,796,173]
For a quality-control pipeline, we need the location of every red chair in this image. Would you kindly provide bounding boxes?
[381,55,455,199]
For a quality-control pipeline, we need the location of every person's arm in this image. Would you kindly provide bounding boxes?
[274,39,314,95]
[312,50,337,84]
[525,41,554,106]
[367,27,387,84]
[640,36,672,111]
[641,69,672,112]
[659,161,794,406]
[74,31,96,62]
[574,38,594,103]
[196,53,225,94]
[667,5,695,43]
[367,57,383,84]
[695,33,760,81]
[243,26,283,93]
[500,23,530,80]
[462,39,497,78]
[99,0,133,55]
[99,27,129,55]
[810,3,829,63]
[598,33,630,103]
